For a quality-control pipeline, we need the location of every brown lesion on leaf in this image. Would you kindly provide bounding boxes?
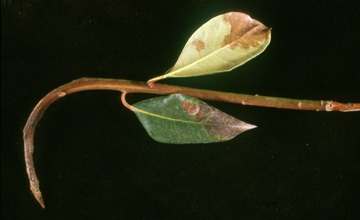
[196,103,240,140]
[222,12,271,49]
[182,101,200,115]
[183,101,255,140]
[191,39,206,52]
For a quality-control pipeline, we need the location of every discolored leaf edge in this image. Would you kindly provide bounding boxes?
[148,12,271,87]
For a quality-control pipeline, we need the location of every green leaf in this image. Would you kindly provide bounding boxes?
[131,94,256,144]
[148,12,271,86]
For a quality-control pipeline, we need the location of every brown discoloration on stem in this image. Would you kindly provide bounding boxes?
[24,77,360,208]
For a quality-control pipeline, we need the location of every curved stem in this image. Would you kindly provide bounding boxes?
[120,91,136,111]
[24,77,360,208]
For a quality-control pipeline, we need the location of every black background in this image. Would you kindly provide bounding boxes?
[1,0,360,219]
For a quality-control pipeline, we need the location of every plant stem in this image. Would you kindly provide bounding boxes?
[23,77,360,208]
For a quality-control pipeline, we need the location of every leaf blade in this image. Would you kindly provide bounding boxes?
[148,12,271,85]
[131,94,256,144]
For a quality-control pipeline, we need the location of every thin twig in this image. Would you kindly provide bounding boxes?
[23,77,360,208]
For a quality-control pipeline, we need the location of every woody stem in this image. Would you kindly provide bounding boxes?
[24,77,360,208]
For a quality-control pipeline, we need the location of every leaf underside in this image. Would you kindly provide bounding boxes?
[148,12,271,85]
[132,94,256,144]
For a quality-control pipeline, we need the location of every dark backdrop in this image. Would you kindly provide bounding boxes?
[2,0,359,219]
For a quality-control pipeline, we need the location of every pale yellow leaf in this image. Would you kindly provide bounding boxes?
[148,12,271,86]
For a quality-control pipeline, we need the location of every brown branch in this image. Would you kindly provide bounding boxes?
[23,77,360,208]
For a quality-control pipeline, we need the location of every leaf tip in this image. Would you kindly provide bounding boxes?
[241,122,257,131]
